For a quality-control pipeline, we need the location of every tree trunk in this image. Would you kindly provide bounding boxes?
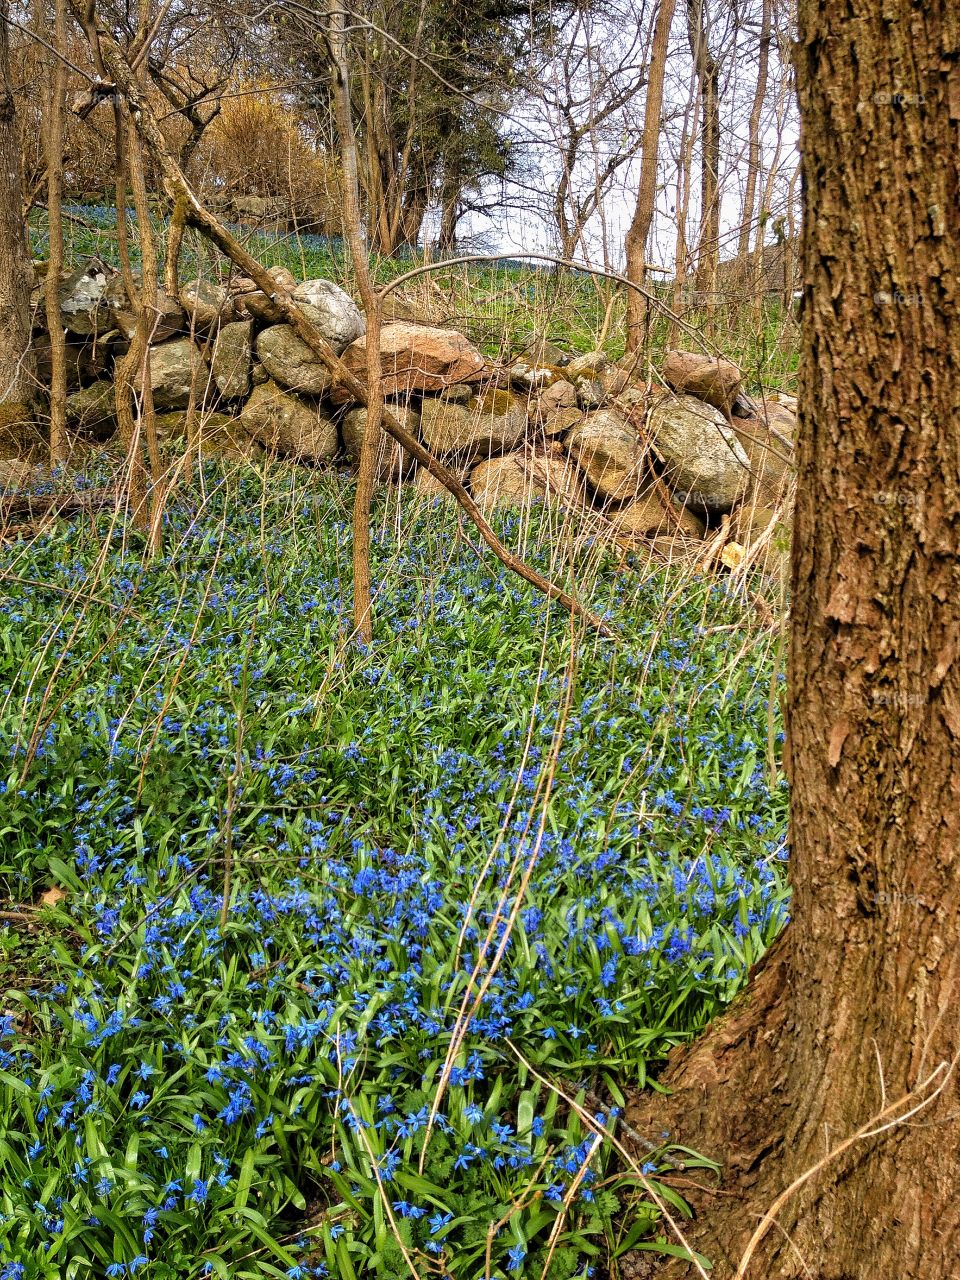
[624,2,960,1277]
[668,83,695,346]
[437,192,460,254]
[327,0,382,645]
[686,0,719,309]
[0,0,34,421]
[42,0,68,468]
[624,0,677,351]
[736,0,771,270]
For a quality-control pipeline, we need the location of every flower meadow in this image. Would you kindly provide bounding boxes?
[0,465,789,1279]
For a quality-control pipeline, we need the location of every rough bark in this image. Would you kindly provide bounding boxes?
[625,0,677,351]
[0,0,34,416]
[624,2,960,1277]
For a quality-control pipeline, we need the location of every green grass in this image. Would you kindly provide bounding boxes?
[31,205,800,391]
[0,463,788,1278]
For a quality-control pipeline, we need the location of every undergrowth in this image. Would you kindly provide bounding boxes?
[0,463,789,1278]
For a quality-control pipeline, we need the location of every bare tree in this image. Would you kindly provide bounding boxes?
[527,0,651,260]
[323,0,383,643]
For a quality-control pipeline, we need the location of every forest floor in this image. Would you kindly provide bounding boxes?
[0,461,788,1278]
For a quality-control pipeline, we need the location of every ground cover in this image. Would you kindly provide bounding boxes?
[0,464,788,1278]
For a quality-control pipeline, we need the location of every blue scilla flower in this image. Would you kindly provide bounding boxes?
[188,1179,209,1206]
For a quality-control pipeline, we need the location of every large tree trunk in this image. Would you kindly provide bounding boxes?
[624,2,960,1277]
[0,0,34,420]
[624,0,677,351]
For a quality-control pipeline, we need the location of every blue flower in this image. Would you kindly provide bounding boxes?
[189,1179,209,1206]
[507,1243,527,1272]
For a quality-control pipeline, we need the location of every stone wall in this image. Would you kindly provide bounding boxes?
[5,259,797,573]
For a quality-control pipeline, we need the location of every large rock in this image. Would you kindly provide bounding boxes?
[35,334,113,390]
[291,279,365,354]
[179,279,234,331]
[759,399,797,440]
[564,408,647,501]
[0,403,42,452]
[566,351,609,409]
[600,354,638,400]
[149,338,208,410]
[519,333,570,367]
[256,325,332,397]
[730,410,794,508]
[470,444,586,513]
[336,323,486,401]
[507,358,570,392]
[420,388,527,459]
[105,278,186,342]
[566,350,608,379]
[539,406,582,438]
[614,386,647,414]
[65,382,116,438]
[613,487,705,538]
[239,380,337,461]
[663,350,742,409]
[538,379,577,414]
[212,320,254,400]
[414,460,471,499]
[341,402,418,482]
[58,260,112,336]
[153,410,261,459]
[231,195,283,222]
[236,266,297,323]
[647,393,750,514]
[731,501,791,581]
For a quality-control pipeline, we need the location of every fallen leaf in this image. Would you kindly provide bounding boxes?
[720,541,747,570]
[39,886,66,908]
